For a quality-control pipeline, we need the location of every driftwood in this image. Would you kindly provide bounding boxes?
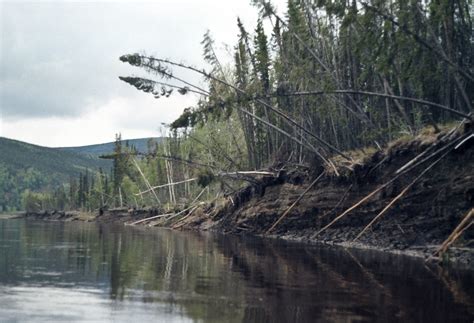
[135,178,198,196]
[218,171,276,177]
[135,171,276,196]
[129,188,207,226]
[316,129,468,236]
[153,188,207,224]
[171,205,200,229]
[353,149,452,241]
[128,213,174,226]
[266,171,325,233]
[455,134,473,150]
[132,158,160,204]
[429,209,473,260]
[315,182,390,236]
[162,203,203,224]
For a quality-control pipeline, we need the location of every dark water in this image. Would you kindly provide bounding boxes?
[0,219,472,322]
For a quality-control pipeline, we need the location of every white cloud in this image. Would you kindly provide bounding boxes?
[0,0,287,147]
[2,91,200,147]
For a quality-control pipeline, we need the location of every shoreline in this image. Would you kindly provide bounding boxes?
[19,206,473,269]
[16,129,474,269]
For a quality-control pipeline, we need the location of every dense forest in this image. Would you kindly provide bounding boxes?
[114,0,472,208]
[11,0,473,214]
[0,137,111,212]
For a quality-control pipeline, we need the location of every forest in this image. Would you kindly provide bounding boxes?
[20,0,472,217]
[0,137,110,212]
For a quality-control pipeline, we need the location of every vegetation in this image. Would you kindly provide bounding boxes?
[0,137,111,212]
[113,0,472,210]
[5,0,472,215]
[0,136,165,212]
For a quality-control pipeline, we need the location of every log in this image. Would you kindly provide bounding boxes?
[135,178,198,196]
[128,213,174,225]
[353,148,452,241]
[121,54,351,161]
[132,158,160,204]
[430,209,473,260]
[316,130,468,236]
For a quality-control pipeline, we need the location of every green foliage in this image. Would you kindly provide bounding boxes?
[170,107,199,129]
[21,190,44,212]
[116,0,472,209]
[202,30,221,74]
[254,20,271,93]
[0,137,111,212]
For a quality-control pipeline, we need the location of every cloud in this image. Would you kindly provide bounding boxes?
[2,92,199,147]
[0,0,287,146]
[1,2,155,119]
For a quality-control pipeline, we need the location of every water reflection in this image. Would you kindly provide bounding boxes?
[0,219,472,322]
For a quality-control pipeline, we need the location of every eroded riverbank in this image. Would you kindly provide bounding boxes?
[164,129,473,267]
[22,128,474,267]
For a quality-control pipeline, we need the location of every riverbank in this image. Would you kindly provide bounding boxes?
[0,213,25,220]
[23,126,474,267]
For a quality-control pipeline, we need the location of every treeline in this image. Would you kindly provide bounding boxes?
[20,132,229,212]
[20,135,136,212]
[0,165,46,211]
[120,0,472,172]
[20,169,108,212]
[0,137,110,212]
[20,0,473,212]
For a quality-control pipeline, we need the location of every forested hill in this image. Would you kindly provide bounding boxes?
[58,137,162,157]
[0,137,111,211]
[0,137,110,176]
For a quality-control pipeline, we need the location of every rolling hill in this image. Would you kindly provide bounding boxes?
[0,137,111,178]
[0,137,112,211]
[0,137,162,211]
[58,137,162,157]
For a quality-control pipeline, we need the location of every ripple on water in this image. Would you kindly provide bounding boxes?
[0,219,472,323]
[0,285,192,322]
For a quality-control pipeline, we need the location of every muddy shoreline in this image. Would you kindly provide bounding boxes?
[20,207,473,268]
[19,206,474,270]
[21,130,474,268]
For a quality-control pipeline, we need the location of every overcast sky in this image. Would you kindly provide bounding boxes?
[0,0,285,147]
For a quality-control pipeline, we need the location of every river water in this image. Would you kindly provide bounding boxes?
[0,218,472,322]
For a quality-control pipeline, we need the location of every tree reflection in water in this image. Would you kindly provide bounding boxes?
[0,219,472,322]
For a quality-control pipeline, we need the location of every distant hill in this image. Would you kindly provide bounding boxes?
[0,137,112,211]
[0,137,162,211]
[58,137,162,157]
[0,137,110,178]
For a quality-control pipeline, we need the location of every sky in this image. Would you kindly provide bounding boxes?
[0,0,286,147]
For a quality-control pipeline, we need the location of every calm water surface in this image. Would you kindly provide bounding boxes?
[0,218,472,322]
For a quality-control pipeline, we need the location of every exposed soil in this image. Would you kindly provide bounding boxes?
[24,127,474,267]
[170,128,474,267]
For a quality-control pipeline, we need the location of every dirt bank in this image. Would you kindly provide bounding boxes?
[23,208,158,223]
[24,127,474,267]
[170,128,474,266]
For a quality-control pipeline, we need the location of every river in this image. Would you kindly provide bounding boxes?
[0,218,472,322]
